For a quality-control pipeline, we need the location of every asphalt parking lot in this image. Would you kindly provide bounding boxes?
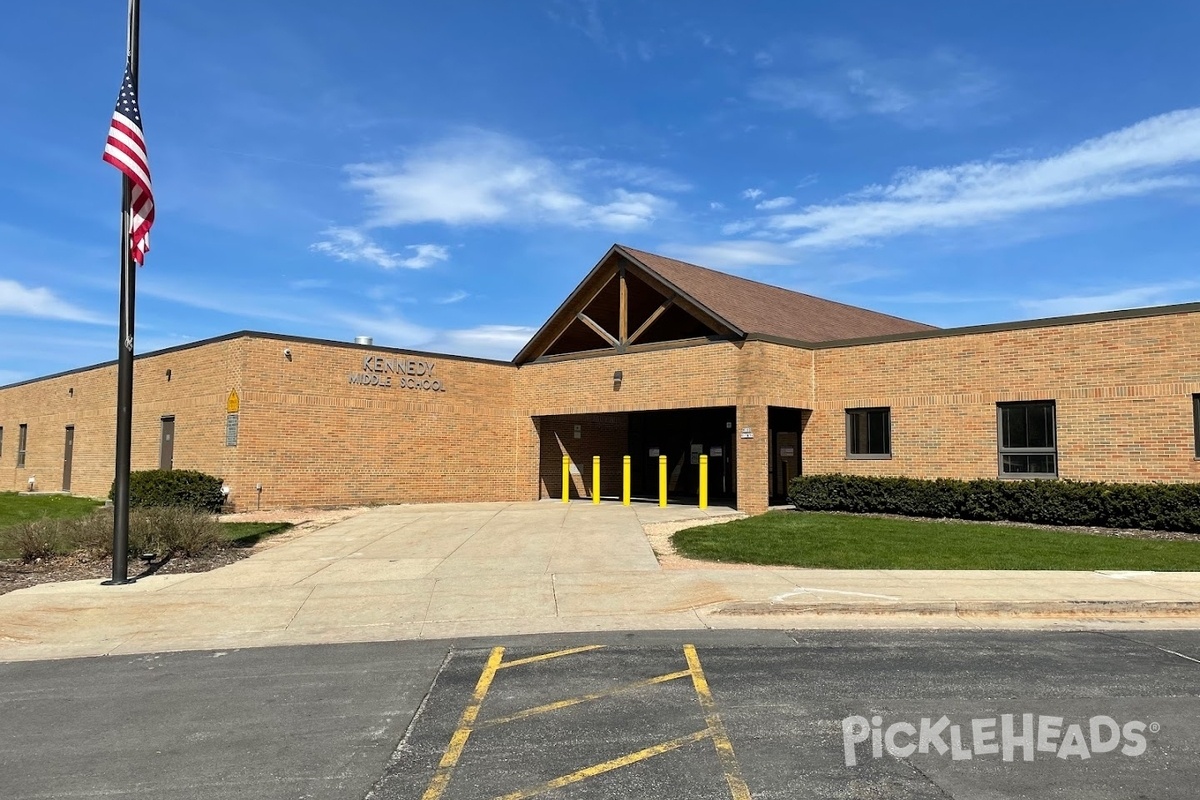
[3,630,1199,799]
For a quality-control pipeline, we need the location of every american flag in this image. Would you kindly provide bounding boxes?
[103,63,154,265]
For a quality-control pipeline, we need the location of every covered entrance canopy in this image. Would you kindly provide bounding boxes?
[536,407,737,506]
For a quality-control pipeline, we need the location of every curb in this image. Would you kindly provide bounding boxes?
[714,600,1200,619]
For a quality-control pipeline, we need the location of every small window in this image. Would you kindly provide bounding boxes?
[1194,394,1200,458]
[846,407,891,458]
[17,423,28,468]
[998,401,1057,477]
[0,426,4,458]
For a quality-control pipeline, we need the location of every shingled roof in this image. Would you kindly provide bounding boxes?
[617,245,936,344]
[513,244,936,364]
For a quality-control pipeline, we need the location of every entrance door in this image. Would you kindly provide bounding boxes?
[62,426,74,492]
[160,416,175,470]
[773,431,799,500]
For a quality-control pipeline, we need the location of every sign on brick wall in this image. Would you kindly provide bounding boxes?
[349,355,447,392]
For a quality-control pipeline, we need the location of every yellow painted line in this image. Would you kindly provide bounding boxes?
[491,729,711,800]
[479,670,691,728]
[684,644,753,800]
[497,644,605,669]
[419,646,505,800]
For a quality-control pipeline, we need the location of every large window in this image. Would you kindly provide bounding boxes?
[998,401,1057,477]
[846,407,891,458]
[16,423,27,468]
[1194,394,1200,458]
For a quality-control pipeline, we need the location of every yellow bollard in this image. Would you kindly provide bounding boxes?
[592,456,601,504]
[622,455,631,506]
[658,454,667,507]
[562,455,570,503]
[699,454,708,510]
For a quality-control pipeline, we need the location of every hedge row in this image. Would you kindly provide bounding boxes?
[109,470,226,513]
[787,474,1200,533]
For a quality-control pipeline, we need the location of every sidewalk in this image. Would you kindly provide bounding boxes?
[2,501,1199,662]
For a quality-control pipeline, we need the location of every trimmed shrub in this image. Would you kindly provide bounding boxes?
[3,520,65,562]
[788,474,1200,533]
[111,470,226,513]
[80,506,222,558]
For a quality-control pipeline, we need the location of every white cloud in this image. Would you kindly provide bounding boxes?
[311,228,449,269]
[342,131,674,232]
[752,108,1200,249]
[755,196,795,210]
[659,240,798,270]
[1019,281,1200,318]
[741,188,764,200]
[0,280,106,324]
[709,201,725,211]
[425,324,537,361]
[750,39,998,127]
[436,290,469,305]
[336,313,431,346]
[289,278,331,290]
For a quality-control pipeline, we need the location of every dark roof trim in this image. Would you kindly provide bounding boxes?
[524,335,740,366]
[807,301,1200,350]
[0,330,514,390]
[612,244,744,336]
[512,244,744,365]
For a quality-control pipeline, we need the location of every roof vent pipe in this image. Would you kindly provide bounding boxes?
[354,336,373,346]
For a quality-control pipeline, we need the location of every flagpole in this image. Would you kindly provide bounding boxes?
[104,0,141,586]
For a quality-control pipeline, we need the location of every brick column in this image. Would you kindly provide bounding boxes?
[736,404,769,515]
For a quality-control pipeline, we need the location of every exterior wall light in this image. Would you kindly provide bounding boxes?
[613,370,623,390]
[165,368,172,381]
[283,348,293,361]
[68,387,74,397]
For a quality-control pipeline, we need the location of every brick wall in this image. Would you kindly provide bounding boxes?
[808,311,1200,484]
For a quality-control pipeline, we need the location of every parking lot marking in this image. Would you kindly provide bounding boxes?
[491,729,713,800]
[419,644,754,800]
[420,646,505,800]
[685,644,752,800]
[478,669,692,728]
[497,644,605,669]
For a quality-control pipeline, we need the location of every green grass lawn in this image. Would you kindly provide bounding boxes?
[0,492,104,531]
[671,511,1200,570]
[221,522,293,547]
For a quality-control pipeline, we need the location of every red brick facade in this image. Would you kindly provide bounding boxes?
[3,309,1199,515]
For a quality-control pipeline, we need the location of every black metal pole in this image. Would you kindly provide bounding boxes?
[105,0,140,586]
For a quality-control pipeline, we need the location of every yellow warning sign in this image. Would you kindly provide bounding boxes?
[226,389,240,413]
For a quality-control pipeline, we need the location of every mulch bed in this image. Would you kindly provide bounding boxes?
[0,548,254,596]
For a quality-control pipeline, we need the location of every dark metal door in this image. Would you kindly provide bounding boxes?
[62,426,74,492]
[160,416,175,470]
[773,431,800,501]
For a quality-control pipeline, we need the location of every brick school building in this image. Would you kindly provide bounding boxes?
[3,244,1199,514]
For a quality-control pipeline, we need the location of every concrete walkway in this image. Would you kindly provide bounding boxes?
[2,501,1200,662]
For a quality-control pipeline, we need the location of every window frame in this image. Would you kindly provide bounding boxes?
[16,423,27,469]
[845,406,892,459]
[996,401,1058,479]
[1193,394,1200,459]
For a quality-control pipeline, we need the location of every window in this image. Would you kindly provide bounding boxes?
[846,407,891,458]
[1194,394,1200,459]
[998,401,1057,477]
[0,426,3,458]
[17,423,27,468]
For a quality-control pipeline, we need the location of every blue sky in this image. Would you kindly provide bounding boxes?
[3,1,1200,384]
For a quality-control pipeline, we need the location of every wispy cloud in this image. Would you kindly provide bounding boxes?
[755,196,794,210]
[750,39,998,128]
[436,290,469,305]
[311,227,450,269]
[425,324,537,361]
[738,108,1200,249]
[0,280,106,324]
[342,131,676,232]
[289,278,331,290]
[741,188,763,200]
[658,240,798,270]
[1020,281,1200,317]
